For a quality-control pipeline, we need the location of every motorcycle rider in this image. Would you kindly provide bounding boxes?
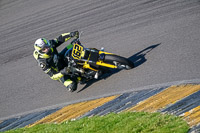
[33,31,79,92]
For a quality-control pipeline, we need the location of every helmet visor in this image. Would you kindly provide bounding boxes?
[41,46,50,53]
[39,39,50,54]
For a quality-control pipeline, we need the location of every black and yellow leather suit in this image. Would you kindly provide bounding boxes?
[33,32,78,91]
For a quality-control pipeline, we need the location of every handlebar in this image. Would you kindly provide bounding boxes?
[70,38,79,44]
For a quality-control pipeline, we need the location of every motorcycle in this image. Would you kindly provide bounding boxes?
[63,34,134,84]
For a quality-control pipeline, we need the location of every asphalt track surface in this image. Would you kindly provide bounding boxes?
[0,0,200,120]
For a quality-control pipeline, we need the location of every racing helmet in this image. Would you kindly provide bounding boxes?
[34,38,52,58]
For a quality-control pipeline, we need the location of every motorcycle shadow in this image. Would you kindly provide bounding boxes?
[77,43,161,93]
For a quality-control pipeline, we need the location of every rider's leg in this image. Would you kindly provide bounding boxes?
[59,76,77,92]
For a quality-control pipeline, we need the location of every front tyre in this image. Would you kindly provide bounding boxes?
[104,55,134,70]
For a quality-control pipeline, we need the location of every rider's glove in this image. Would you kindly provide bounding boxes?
[70,31,79,38]
[50,73,64,80]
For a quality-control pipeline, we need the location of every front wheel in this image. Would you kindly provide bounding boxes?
[104,54,134,70]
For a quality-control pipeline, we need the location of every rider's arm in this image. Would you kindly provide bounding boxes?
[51,31,79,48]
[33,50,64,80]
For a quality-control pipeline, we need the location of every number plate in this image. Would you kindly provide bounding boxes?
[72,43,83,60]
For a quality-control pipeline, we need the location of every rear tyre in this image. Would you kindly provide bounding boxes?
[104,54,134,70]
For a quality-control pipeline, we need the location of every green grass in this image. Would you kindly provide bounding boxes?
[5,112,189,133]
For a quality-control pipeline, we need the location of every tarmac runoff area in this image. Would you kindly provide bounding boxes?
[0,80,200,133]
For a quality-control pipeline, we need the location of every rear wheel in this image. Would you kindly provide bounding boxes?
[104,54,134,70]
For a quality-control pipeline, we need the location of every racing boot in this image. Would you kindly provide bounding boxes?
[64,79,77,92]
[79,77,87,85]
